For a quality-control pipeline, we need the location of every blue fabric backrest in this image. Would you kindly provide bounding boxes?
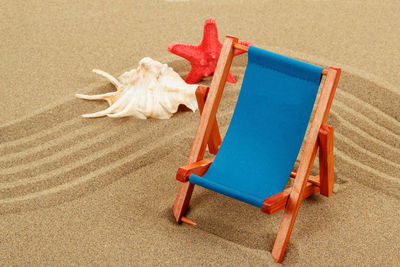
[190,46,323,208]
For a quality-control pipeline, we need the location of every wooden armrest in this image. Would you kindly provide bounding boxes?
[176,157,215,182]
[261,175,320,214]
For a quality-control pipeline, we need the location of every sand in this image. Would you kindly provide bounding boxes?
[1,0,399,265]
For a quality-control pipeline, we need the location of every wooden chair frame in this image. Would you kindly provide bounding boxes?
[172,36,341,263]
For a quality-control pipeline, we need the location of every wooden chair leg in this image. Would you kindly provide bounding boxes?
[173,182,195,223]
[318,124,334,197]
[271,192,301,262]
[271,135,320,263]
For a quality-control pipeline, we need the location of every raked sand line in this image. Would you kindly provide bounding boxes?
[336,90,400,135]
[0,118,155,182]
[335,150,400,198]
[0,98,93,143]
[0,119,111,161]
[330,93,400,182]
[0,132,149,199]
[0,138,175,203]
[0,126,116,174]
[0,120,200,214]
[329,92,400,167]
[333,120,400,163]
[332,101,400,148]
[334,132,400,177]
[0,112,233,203]
[0,117,79,148]
[0,85,111,143]
[0,110,232,192]
[338,71,400,122]
[0,137,175,214]
[330,110,400,155]
[0,121,108,163]
[334,98,400,140]
[0,149,174,215]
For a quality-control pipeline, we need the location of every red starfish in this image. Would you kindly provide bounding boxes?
[168,18,252,84]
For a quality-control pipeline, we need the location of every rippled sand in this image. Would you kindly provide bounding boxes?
[1,1,399,266]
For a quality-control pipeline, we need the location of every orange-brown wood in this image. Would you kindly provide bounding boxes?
[271,67,341,262]
[318,124,334,197]
[322,67,341,124]
[290,172,321,187]
[173,182,195,222]
[322,69,328,76]
[181,216,197,226]
[172,36,238,223]
[262,190,290,215]
[233,43,249,52]
[262,178,320,215]
[195,85,222,154]
[308,175,321,187]
[176,157,215,182]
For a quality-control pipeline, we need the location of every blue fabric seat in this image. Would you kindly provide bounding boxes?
[190,46,323,208]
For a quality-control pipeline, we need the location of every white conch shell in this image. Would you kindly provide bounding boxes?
[76,57,198,119]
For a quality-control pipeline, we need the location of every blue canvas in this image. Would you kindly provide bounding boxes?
[190,46,323,208]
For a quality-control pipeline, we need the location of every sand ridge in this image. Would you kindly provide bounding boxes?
[1,0,400,265]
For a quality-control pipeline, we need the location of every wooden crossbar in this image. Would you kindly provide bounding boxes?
[233,43,249,52]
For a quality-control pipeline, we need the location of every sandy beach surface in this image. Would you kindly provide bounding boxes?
[1,0,399,265]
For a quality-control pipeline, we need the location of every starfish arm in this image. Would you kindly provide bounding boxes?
[168,43,205,63]
[185,67,207,84]
[226,71,236,83]
[200,18,222,53]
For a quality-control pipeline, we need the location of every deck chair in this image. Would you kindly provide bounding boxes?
[172,36,341,263]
